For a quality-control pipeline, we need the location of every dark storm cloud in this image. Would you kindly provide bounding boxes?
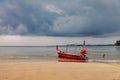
[0,0,59,35]
[0,0,120,37]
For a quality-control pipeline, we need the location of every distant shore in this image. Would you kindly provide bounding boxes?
[0,44,115,47]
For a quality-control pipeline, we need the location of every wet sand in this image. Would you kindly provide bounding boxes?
[0,62,120,80]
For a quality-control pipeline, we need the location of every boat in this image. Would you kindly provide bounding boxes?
[56,45,88,60]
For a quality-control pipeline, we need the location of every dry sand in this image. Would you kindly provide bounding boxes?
[0,62,120,80]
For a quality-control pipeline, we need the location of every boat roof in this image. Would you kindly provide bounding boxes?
[66,44,83,46]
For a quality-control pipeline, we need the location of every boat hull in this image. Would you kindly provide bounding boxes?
[57,50,86,60]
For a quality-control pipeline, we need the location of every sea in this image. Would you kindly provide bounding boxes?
[0,46,120,63]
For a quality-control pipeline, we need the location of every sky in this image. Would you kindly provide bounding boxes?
[0,0,120,46]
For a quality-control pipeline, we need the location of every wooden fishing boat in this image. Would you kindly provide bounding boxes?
[56,45,87,60]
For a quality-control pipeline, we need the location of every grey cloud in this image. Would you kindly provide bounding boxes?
[0,0,59,35]
[0,0,120,37]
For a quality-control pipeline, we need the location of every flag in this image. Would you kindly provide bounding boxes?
[83,40,86,46]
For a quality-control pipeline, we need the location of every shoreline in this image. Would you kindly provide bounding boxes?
[0,57,120,64]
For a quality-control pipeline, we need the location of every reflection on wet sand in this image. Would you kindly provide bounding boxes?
[57,57,88,62]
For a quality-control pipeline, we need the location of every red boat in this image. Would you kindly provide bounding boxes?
[56,45,87,60]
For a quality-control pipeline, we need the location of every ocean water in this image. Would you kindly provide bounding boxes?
[0,46,120,62]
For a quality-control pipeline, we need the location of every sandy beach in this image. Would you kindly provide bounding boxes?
[0,62,120,80]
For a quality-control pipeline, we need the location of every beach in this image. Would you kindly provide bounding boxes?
[0,62,120,80]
